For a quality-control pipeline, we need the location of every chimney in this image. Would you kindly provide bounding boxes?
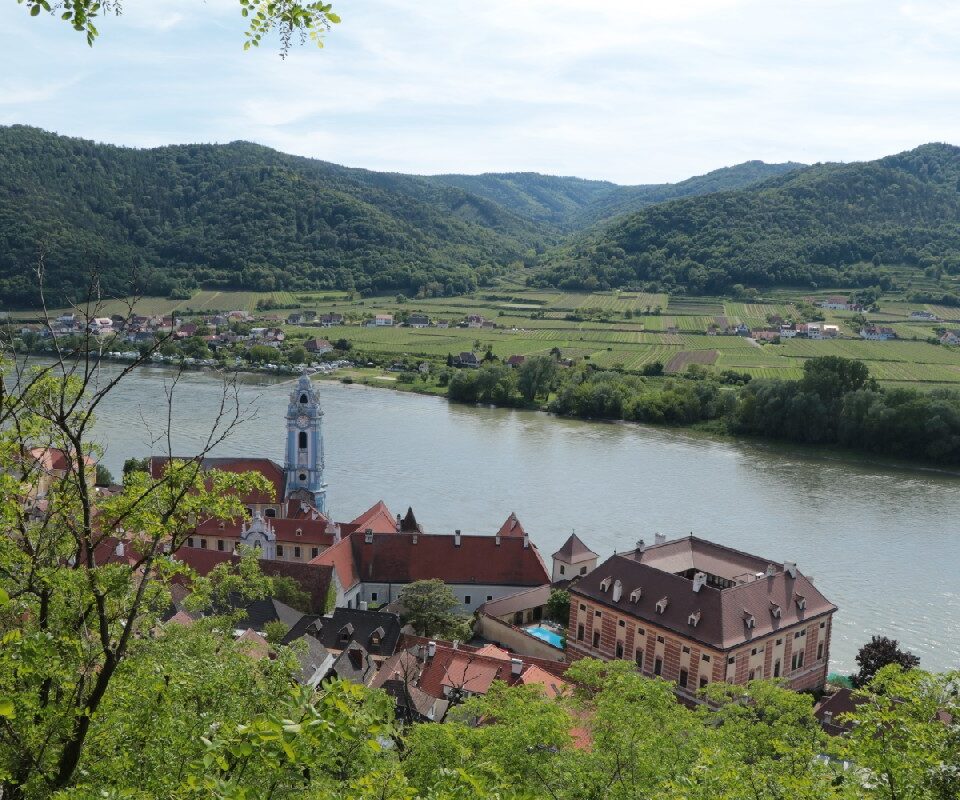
[454,530,461,547]
[612,579,623,602]
[412,534,418,544]
[636,539,645,552]
[692,572,707,592]
[495,534,500,546]
[511,657,523,676]
[452,640,459,650]
[823,711,833,725]
[523,533,529,549]
[114,541,125,557]
[427,640,437,658]
[396,513,402,532]
[654,532,666,545]
[766,563,776,578]
[359,601,368,611]
[784,561,797,579]
[364,528,373,544]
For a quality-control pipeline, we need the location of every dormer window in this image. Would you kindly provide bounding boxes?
[770,603,782,619]
[688,611,701,627]
[600,577,613,593]
[743,611,756,629]
[655,597,669,614]
[370,626,385,648]
[629,588,643,603]
[339,623,354,643]
[795,594,806,611]
[296,528,303,536]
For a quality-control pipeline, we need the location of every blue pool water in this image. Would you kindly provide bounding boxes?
[526,625,564,648]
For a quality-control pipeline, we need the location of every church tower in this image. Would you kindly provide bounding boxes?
[284,374,327,513]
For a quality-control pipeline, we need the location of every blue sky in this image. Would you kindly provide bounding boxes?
[3,0,960,183]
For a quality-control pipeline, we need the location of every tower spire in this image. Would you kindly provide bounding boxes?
[284,374,327,513]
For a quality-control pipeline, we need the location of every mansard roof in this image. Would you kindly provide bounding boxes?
[309,608,403,657]
[570,536,836,651]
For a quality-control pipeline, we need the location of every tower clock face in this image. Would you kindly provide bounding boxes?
[296,414,310,429]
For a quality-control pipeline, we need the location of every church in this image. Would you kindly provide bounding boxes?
[160,377,551,612]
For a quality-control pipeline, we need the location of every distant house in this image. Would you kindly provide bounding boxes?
[286,313,304,325]
[455,352,480,368]
[436,320,450,329]
[940,330,960,345]
[303,607,403,659]
[735,323,751,336]
[375,314,394,327]
[821,324,840,338]
[819,296,852,311]
[175,322,198,338]
[752,329,780,342]
[304,338,333,355]
[860,326,896,341]
[505,355,526,368]
[779,325,798,339]
[407,313,430,328]
[466,314,486,328]
[319,313,343,327]
[88,317,114,334]
[910,310,940,321]
[806,323,823,340]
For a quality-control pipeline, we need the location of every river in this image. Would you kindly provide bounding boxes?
[53,361,960,674]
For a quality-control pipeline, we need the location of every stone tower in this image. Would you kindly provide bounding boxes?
[284,374,327,513]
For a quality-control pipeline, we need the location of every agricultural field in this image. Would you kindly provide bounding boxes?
[665,350,718,373]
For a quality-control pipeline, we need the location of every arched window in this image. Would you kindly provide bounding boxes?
[298,431,307,449]
[264,508,276,518]
[299,393,308,404]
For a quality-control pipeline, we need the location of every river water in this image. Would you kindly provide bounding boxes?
[60,362,960,674]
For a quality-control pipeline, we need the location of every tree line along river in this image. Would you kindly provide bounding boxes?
[72,361,960,675]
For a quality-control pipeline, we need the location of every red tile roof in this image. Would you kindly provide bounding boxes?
[310,536,360,591]
[552,532,597,562]
[195,515,335,545]
[149,457,285,506]
[496,512,526,539]
[28,447,96,472]
[325,531,550,587]
[349,501,399,534]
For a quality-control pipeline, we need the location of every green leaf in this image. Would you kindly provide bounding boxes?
[326,11,340,23]
[0,699,15,719]
[30,5,41,15]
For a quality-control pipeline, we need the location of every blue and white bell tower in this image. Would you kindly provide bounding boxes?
[284,374,327,513]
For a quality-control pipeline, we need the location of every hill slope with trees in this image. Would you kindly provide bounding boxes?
[0,126,544,306]
[537,143,960,292]
[426,160,801,229]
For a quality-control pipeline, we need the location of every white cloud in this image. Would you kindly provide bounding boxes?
[2,0,960,182]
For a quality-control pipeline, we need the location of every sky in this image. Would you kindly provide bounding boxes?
[3,0,960,184]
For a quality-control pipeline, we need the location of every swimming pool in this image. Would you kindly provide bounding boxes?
[525,625,564,648]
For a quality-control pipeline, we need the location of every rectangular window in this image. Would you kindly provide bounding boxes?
[654,657,663,676]
[559,565,565,575]
[635,649,643,669]
[682,646,690,654]
[616,641,624,658]
[728,656,735,664]
[579,604,586,611]
[311,547,319,558]
[593,630,601,648]
[487,595,493,601]
[371,592,378,602]
[774,659,781,678]
[464,595,471,605]
[200,539,207,549]
[618,619,625,628]
[580,566,587,575]
[594,610,601,618]
[217,539,224,551]
[187,537,194,548]
[820,622,826,629]
[776,638,782,645]
[699,675,708,689]
[656,635,664,644]
[791,651,805,671]
[701,654,711,663]
[679,668,688,688]
[294,546,301,558]
[577,624,585,641]
[637,627,645,636]
[817,642,824,660]
[277,545,284,557]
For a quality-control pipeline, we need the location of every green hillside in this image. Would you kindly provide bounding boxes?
[0,126,544,307]
[427,161,802,229]
[537,144,960,293]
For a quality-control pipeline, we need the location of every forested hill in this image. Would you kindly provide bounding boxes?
[426,161,802,229]
[0,126,545,306]
[537,144,960,292]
